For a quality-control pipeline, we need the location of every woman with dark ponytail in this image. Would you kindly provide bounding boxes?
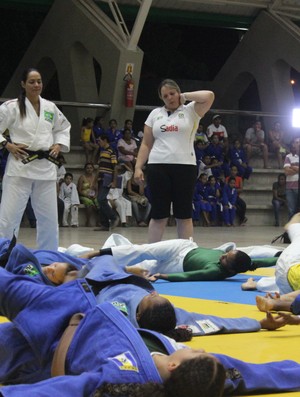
[0,67,70,250]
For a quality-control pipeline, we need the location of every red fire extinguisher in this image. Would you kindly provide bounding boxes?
[124,74,134,108]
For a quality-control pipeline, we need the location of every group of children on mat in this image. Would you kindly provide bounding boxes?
[2,217,300,397]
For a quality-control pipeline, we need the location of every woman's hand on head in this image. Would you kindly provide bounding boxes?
[180,93,187,105]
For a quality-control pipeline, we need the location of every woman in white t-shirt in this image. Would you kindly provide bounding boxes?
[134,79,214,242]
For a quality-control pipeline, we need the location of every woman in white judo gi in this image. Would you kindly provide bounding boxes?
[0,67,70,250]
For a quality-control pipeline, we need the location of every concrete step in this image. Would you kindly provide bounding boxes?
[242,204,288,227]
[242,188,273,205]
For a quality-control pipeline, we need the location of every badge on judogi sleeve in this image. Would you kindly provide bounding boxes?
[195,319,221,334]
[109,351,139,372]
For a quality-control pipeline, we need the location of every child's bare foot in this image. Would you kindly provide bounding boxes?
[256,295,292,312]
[256,295,275,312]
[241,277,257,291]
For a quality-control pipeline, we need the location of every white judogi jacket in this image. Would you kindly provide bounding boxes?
[0,97,70,180]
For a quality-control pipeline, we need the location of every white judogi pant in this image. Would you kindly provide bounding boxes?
[0,175,58,250]
[108,236,198,274]
[102,234,283,276]
[63,201,79,227]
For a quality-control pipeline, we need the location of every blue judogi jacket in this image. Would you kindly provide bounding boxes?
[85,258,262,335]
[1,288,300,397]
[0,237,87,285]
[0,239,262,337]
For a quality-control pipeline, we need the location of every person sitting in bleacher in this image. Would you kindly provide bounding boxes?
[229,139,252,179]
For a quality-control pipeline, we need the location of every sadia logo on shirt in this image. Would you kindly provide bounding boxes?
[160,124,179,132]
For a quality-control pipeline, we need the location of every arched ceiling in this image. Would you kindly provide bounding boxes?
[96,0,300,24]
[2,1,300,26]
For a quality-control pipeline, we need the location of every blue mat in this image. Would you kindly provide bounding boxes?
[155,274,266,305]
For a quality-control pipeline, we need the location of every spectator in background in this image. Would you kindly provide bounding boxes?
[229,139,252,179]
[121,119,134,135]
[95,134,119,231]
[108,164,133,228]
[206,114,228,152]
[272,173,287,227]
[205,135,230,177]
[56,153,66,185]
[206,175,221,226]
[93,116,105,143]
[244,121,269,169]
[193,173,211,226]
[268,122,289,169]
[198,154,213,177]
[226,165,247,226]
[222,177,237,227]
[117,128,138,170]
[80,117,98,163]
[284,137,300,219]
[195,122,209,149]
[59,172,80,228]
[106,118,122,154]
[126,174,151,227]
[77,163,99,227]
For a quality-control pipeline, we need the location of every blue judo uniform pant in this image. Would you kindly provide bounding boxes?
[1,268,300,396]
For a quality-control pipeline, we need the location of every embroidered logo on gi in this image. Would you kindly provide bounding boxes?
[23,263,40,277]
[44,111,54,123]
[226,368,242,380]
[178,112,184,118]
[109,351,139,372]
[160,124,179,132]
[112,301,128,315]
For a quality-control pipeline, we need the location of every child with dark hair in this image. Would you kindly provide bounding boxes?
[1,272,300,397]
[93,116,105,143]
[205,135,230,177]
[225,165,247,225]
[81,117,98,163]
[106,118,122,153]
[229,139,253,179]
[222,177,237,226]
[59,173,80,227]
[95,134,119,231]
[193,173,211,226]
[206,175,221,225]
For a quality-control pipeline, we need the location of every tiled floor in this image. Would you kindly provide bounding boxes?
[18,224,287,251]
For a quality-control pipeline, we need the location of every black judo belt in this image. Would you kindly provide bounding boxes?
[22,150,60,166]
